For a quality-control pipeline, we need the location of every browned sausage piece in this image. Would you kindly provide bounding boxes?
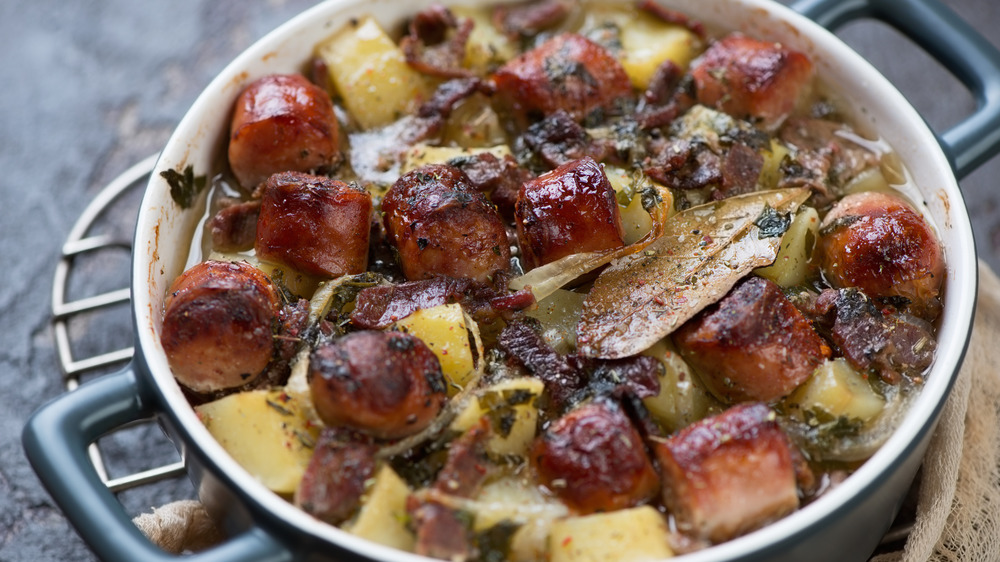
[673,276,830,404]
[530,400,659,515]
[818,191,945,319]
[255,171,372,278]
[382,164,511,283]
[492,33,632,124]
[309,331,447,440]
[691,34,813,130]
[294,427,377,525]
[160,260,279,393]
[654,402,803,543]
[515,156,625,269]
[228,74,340,190]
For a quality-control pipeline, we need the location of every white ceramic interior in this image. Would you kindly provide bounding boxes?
[133,0,977,560]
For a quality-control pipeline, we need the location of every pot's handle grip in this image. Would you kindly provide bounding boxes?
[791,0,1000,179]
[22,366,293,562]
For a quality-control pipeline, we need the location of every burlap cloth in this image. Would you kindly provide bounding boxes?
[134,261,1000,561]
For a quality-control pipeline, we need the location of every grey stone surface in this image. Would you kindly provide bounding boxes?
[0,1,997,561]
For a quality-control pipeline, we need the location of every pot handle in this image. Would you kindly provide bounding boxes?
[791,0,1000,179]
[22,366,293,562]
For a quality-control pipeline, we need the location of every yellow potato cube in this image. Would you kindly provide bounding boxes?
[346,465,415,552]
[392,303,483,395]
[317,16,433,129]
[641,339,722,432]
[549,506,675,562]
[195,389,319,495]
[451,377,545,456]
[787,358,886,423]
[759,139,790,189]
[755,205,819,288]
[453,5,517,75]
[619,14,700,90]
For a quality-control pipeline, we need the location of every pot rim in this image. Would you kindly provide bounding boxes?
[133,0,978,559]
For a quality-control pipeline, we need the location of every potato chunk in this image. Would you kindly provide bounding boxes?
[755,205,819,287]
[786,358,886,423]
[548,506,674,562]
[345,465,416,552]
[317,16,433,129]
[619,13,700,90]
[392,303,484,395]
[451,377,544,456]
[195,389,319,494]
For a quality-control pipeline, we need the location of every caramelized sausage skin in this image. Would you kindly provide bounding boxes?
[228,74,340,190]
[818,191,944,318]
[691,34,813,130]
[673,276,830,403]
[530,400,659,514]
[382,164,511,283]
[515,156,625,269]
[309,331,447,440]
[492,33,631,124]
[255,171,372,278]
[654,402,804,543]
[161,260,279,393]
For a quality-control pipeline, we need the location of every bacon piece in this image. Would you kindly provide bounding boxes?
[447,151,535,221]
[492,33,632,124]
[644,138,721,191]
[690,34,813,130]
[349,276,536,330]
[515,110,611,169]
[515,157,625,269]
[636,0,706,38]
[295,428,377,525]
[810,288,937,384]
[208,199,260,252]
[531,400,660,514]
[497,320,659,410]
[228,74,340,190]
[719,142,764,198]
[778,117,880,202]
[383,164,511,283]
[161,260,279,394]
[492,0,572,40]
[402,5,475,79]
[255,172,372,278]
[309,331,447,440]
[497,320,587,409]
[412,419,494,560]
[818,191,945,320]
[673,276,831,403]
[654,402,805,543]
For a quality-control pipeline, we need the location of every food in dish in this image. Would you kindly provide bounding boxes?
[161,1,944,558]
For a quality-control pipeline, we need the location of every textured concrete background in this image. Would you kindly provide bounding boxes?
[0,1,997,560]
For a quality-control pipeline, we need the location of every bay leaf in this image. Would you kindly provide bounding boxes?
[576,188,810,359]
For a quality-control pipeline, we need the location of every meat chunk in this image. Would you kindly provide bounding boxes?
[531,400,660,514]
[447,151,534,221]
[818,191,944,319]
[690,34,813,130]
[515,157,625,269]
[777,117,880,202]
[411,419,495,560]
[810,288,937,384]
[255,171,372,278]
[382,164,511,283]
[309,331,447,440]
[208,199,260,252]
[228,74,340,190]
[673,276,830,403]
[654,402,804,543]
[492,0,572,40]
[515,110,611,170]
[294,428,377,525]
[161,260,279,394]
[401,5,475,79]
[492,33,632,125]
